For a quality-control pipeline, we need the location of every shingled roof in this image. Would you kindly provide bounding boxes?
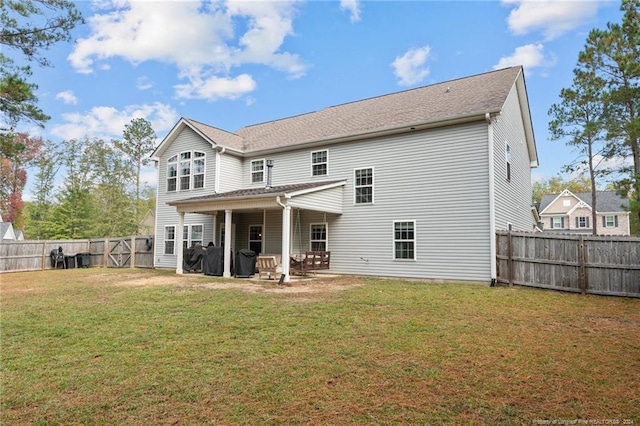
[174,66,524,154]
[539,191,628,213]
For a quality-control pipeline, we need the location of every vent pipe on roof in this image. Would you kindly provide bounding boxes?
[266,159,274,189]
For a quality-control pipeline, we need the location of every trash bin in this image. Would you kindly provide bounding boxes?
[76,252,91,268]
[235,249,256,278]
[65,255,76,269]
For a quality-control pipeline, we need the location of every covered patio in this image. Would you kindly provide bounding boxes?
[167,180,345,282]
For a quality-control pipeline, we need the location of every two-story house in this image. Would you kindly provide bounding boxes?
[538,189,630,235]
[151,66,539,284]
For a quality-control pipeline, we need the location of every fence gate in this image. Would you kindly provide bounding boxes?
[109,239,131,267]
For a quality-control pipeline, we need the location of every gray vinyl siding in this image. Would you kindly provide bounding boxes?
[288,186,344,214]
[492,85,535,232]
[218,153,243,192]
[154,127,217,268]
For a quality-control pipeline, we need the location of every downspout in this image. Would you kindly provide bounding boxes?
[215,147,225,193]
[276,196,291,283]
[486,112,497,286]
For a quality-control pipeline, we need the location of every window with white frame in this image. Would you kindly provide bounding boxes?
[183,224,204,249]
[577,216,589,228]
[251,159,265,183]
[310,223,327,251]
[164,226,175,255]
[249,225,262,254]
[552,217,563,229]
[393,221,415,260]
[505,142,512,181]
[604,215,617,227]
[167,155,177,192]
[354,167,373,204]
[311,150,328,176]
[193,152,205,189]
[167,151,205,191]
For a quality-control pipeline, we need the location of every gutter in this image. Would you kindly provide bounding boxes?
[486,112,497,286]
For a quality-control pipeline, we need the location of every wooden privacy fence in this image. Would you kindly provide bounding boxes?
[0,235,154,273]
[496,231,640,297]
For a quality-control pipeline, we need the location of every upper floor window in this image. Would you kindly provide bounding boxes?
[311,150,328,176]
[604,215,618,228]
[251,159,265,183]
[576,216,589,228]
[167,151,205,192]
[354,167,374,204]
[505,142,511,181]
[393,221,416,260]
[310,223,327,251]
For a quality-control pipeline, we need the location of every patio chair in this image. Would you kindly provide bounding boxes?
[50,247,66,269]
[257,255,281,280]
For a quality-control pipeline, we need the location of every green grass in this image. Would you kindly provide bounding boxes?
[1,268,639,425]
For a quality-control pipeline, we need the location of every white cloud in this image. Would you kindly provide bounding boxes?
[174,73,257,101]
[391,46,431,86]
[136,76,154,90]
[56,90,78,105]
[340,0,361,23]
[68,0,306,101]
[51,102,179,140]
[502,0,607,40]
[493,43,555,75]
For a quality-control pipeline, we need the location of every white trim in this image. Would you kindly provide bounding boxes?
[392,220,416,261]
[566,200,592,215]
[310,149,329,177]
[487,113,497,282]
[353,166,374,205]
[285,180,346,198]
[309,222,328,251]
[250,158,266,184]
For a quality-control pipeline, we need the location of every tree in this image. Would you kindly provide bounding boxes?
[579,0,640,233]
[548,66,609,235]
[0,132,43,226]
[23,139,61,239]
[114,118,156,230]
[0,0,83,130]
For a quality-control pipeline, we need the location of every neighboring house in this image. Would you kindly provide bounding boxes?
[151,66,539,284]
[538,189,630,236]
[0,222,16,241]
[138,209,156,236]
[14,229,24,241]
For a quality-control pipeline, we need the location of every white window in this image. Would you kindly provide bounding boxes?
[193,152,205,189]
[251,159,265,183]
[167,151,205,192]
[167,155,177,192]
[310,223,327,251]
[577,216,589,228]
[249,225,262,254]
[393,221,415,260]
[505,143,511,181]
[183,224,204,249]
[354,167,374,204]
[311,150,328,176]
[604,215,617,228]
[164,226,175,255]
[552,217,563,229]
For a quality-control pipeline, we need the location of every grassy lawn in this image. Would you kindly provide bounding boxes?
[1,268,639,425]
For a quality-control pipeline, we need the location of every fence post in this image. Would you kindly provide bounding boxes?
[103,238,109,268]
[130,235,136,269]
[579,236,586,295]
[41,241,47,270]
[508,231,513,287]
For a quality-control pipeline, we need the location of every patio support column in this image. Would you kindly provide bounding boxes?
[176,211,185,275]
[223,209,232,277]
[281,204,291,283]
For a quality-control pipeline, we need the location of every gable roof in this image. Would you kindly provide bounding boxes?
[539,190,628,214]
[0,222,15,240]
[152,66,536,163]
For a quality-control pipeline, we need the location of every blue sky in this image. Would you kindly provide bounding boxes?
[17,0,624,197]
